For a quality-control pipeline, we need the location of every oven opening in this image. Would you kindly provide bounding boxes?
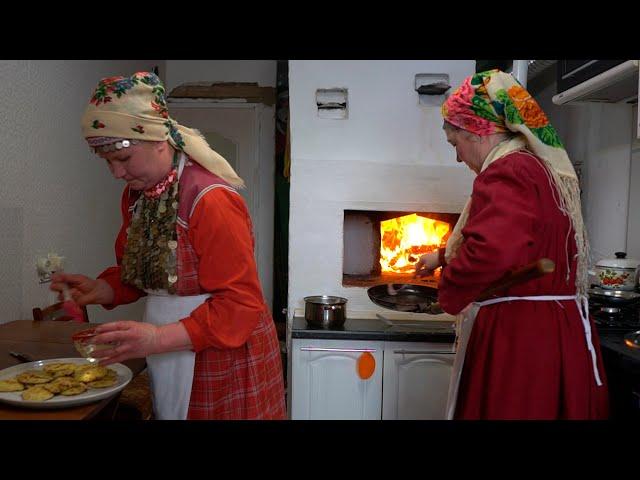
[342,210,460,288]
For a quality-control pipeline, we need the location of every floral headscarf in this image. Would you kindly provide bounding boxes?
[81,72,244,188]
[441,69,589,295]
[81,72,247,294]
[442,69,564,146]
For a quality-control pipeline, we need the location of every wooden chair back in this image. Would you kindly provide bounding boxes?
[32,302,89,322]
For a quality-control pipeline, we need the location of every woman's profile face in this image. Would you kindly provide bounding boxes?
[98,141,169,191]
[444,127,484,174]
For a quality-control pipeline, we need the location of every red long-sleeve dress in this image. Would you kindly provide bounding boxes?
[98,161,286,419]
[438,151,609,420]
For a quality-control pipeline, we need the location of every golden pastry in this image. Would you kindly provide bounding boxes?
[74,365,108,383]
[87,377,117,389]
[16,370,53,384]
[60,384,88,396]
[43,363,77,378]
[43,377,82,394]
[22,386,54,401]
[0,378,25,392]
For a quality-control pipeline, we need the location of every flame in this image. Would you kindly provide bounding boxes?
[380,214,450,273]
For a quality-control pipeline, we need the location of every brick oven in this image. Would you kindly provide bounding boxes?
[286,60,476,321]
[342,210,460,288]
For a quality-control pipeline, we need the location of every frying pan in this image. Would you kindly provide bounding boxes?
[587,287,640,307]
[368,258,556,314]
[367,284,439,313]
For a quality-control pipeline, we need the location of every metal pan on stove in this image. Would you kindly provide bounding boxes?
[588,287,640,306]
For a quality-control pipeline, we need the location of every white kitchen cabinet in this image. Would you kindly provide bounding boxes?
[291,338,384,420]
[382,342,454,420]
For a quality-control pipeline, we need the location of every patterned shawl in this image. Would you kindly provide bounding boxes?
[441,69,588,294]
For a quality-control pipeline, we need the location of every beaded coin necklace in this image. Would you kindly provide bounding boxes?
[121,150,180,294]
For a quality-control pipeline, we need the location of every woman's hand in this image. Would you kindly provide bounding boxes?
[89,321,193,365]
[89,321,161,365]
[50,273,115,306]
[414,250,441,278]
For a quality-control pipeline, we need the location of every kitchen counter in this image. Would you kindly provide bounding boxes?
[291,316,455,343]
[292,317,638,355]
[292,318,640,358]
[596,329,640,418]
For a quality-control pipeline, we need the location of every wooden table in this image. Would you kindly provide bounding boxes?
[0,320,146,420]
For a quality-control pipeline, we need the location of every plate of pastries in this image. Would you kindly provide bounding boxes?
[0,358,132,409]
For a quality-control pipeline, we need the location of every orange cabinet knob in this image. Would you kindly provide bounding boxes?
[357,352,376,380]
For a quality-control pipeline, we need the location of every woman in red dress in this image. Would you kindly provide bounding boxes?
[415,70,609,420]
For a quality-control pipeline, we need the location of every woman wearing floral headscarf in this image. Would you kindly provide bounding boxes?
[414,70,609,420]
[50,72,286,420]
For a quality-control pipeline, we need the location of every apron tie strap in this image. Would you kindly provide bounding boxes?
[474,294,603,386]
[576,295,603,386]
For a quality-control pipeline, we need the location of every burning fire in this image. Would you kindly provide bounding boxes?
[380,214,450,273]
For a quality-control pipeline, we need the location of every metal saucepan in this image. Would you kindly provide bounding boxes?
[304,295,348,329]
[368,258,556,314]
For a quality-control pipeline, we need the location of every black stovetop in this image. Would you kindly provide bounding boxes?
[590,299,640,334]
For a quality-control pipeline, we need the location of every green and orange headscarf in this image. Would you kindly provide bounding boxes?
[441,69,589,295]
[441,68,564,147]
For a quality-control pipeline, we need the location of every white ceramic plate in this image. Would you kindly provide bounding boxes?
[0,358,132,409]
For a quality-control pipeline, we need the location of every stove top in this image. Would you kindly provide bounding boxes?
[590,298,640,334]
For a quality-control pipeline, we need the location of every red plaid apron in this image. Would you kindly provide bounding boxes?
[187,309,286,419]
[180,156,285,419]
[133,155,286,419]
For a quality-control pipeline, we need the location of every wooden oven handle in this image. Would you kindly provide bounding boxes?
[476,258,556,302]
[429,258,555,313]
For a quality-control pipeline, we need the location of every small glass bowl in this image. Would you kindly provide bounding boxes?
[71,328,113,362]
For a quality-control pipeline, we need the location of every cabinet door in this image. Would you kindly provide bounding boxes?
[291,338,383,420]
[382,342,454,420]
[637,77,640,139]
[168,102,274,308]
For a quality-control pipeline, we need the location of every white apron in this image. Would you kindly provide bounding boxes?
[134,152,211,420]
[143,291,211,420]
[445,294,603,420]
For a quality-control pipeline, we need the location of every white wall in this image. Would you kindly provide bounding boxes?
[534,76,633,264]
[287,60,475,324]
[0,60,164,324]
[628,105,640,259]
[164,60,277,92]
[163,60,278,306]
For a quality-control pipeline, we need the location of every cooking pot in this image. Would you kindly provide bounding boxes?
[590,252,639,291]
[304,296,348,329]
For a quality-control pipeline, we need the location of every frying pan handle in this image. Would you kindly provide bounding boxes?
[429,258,555,313]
